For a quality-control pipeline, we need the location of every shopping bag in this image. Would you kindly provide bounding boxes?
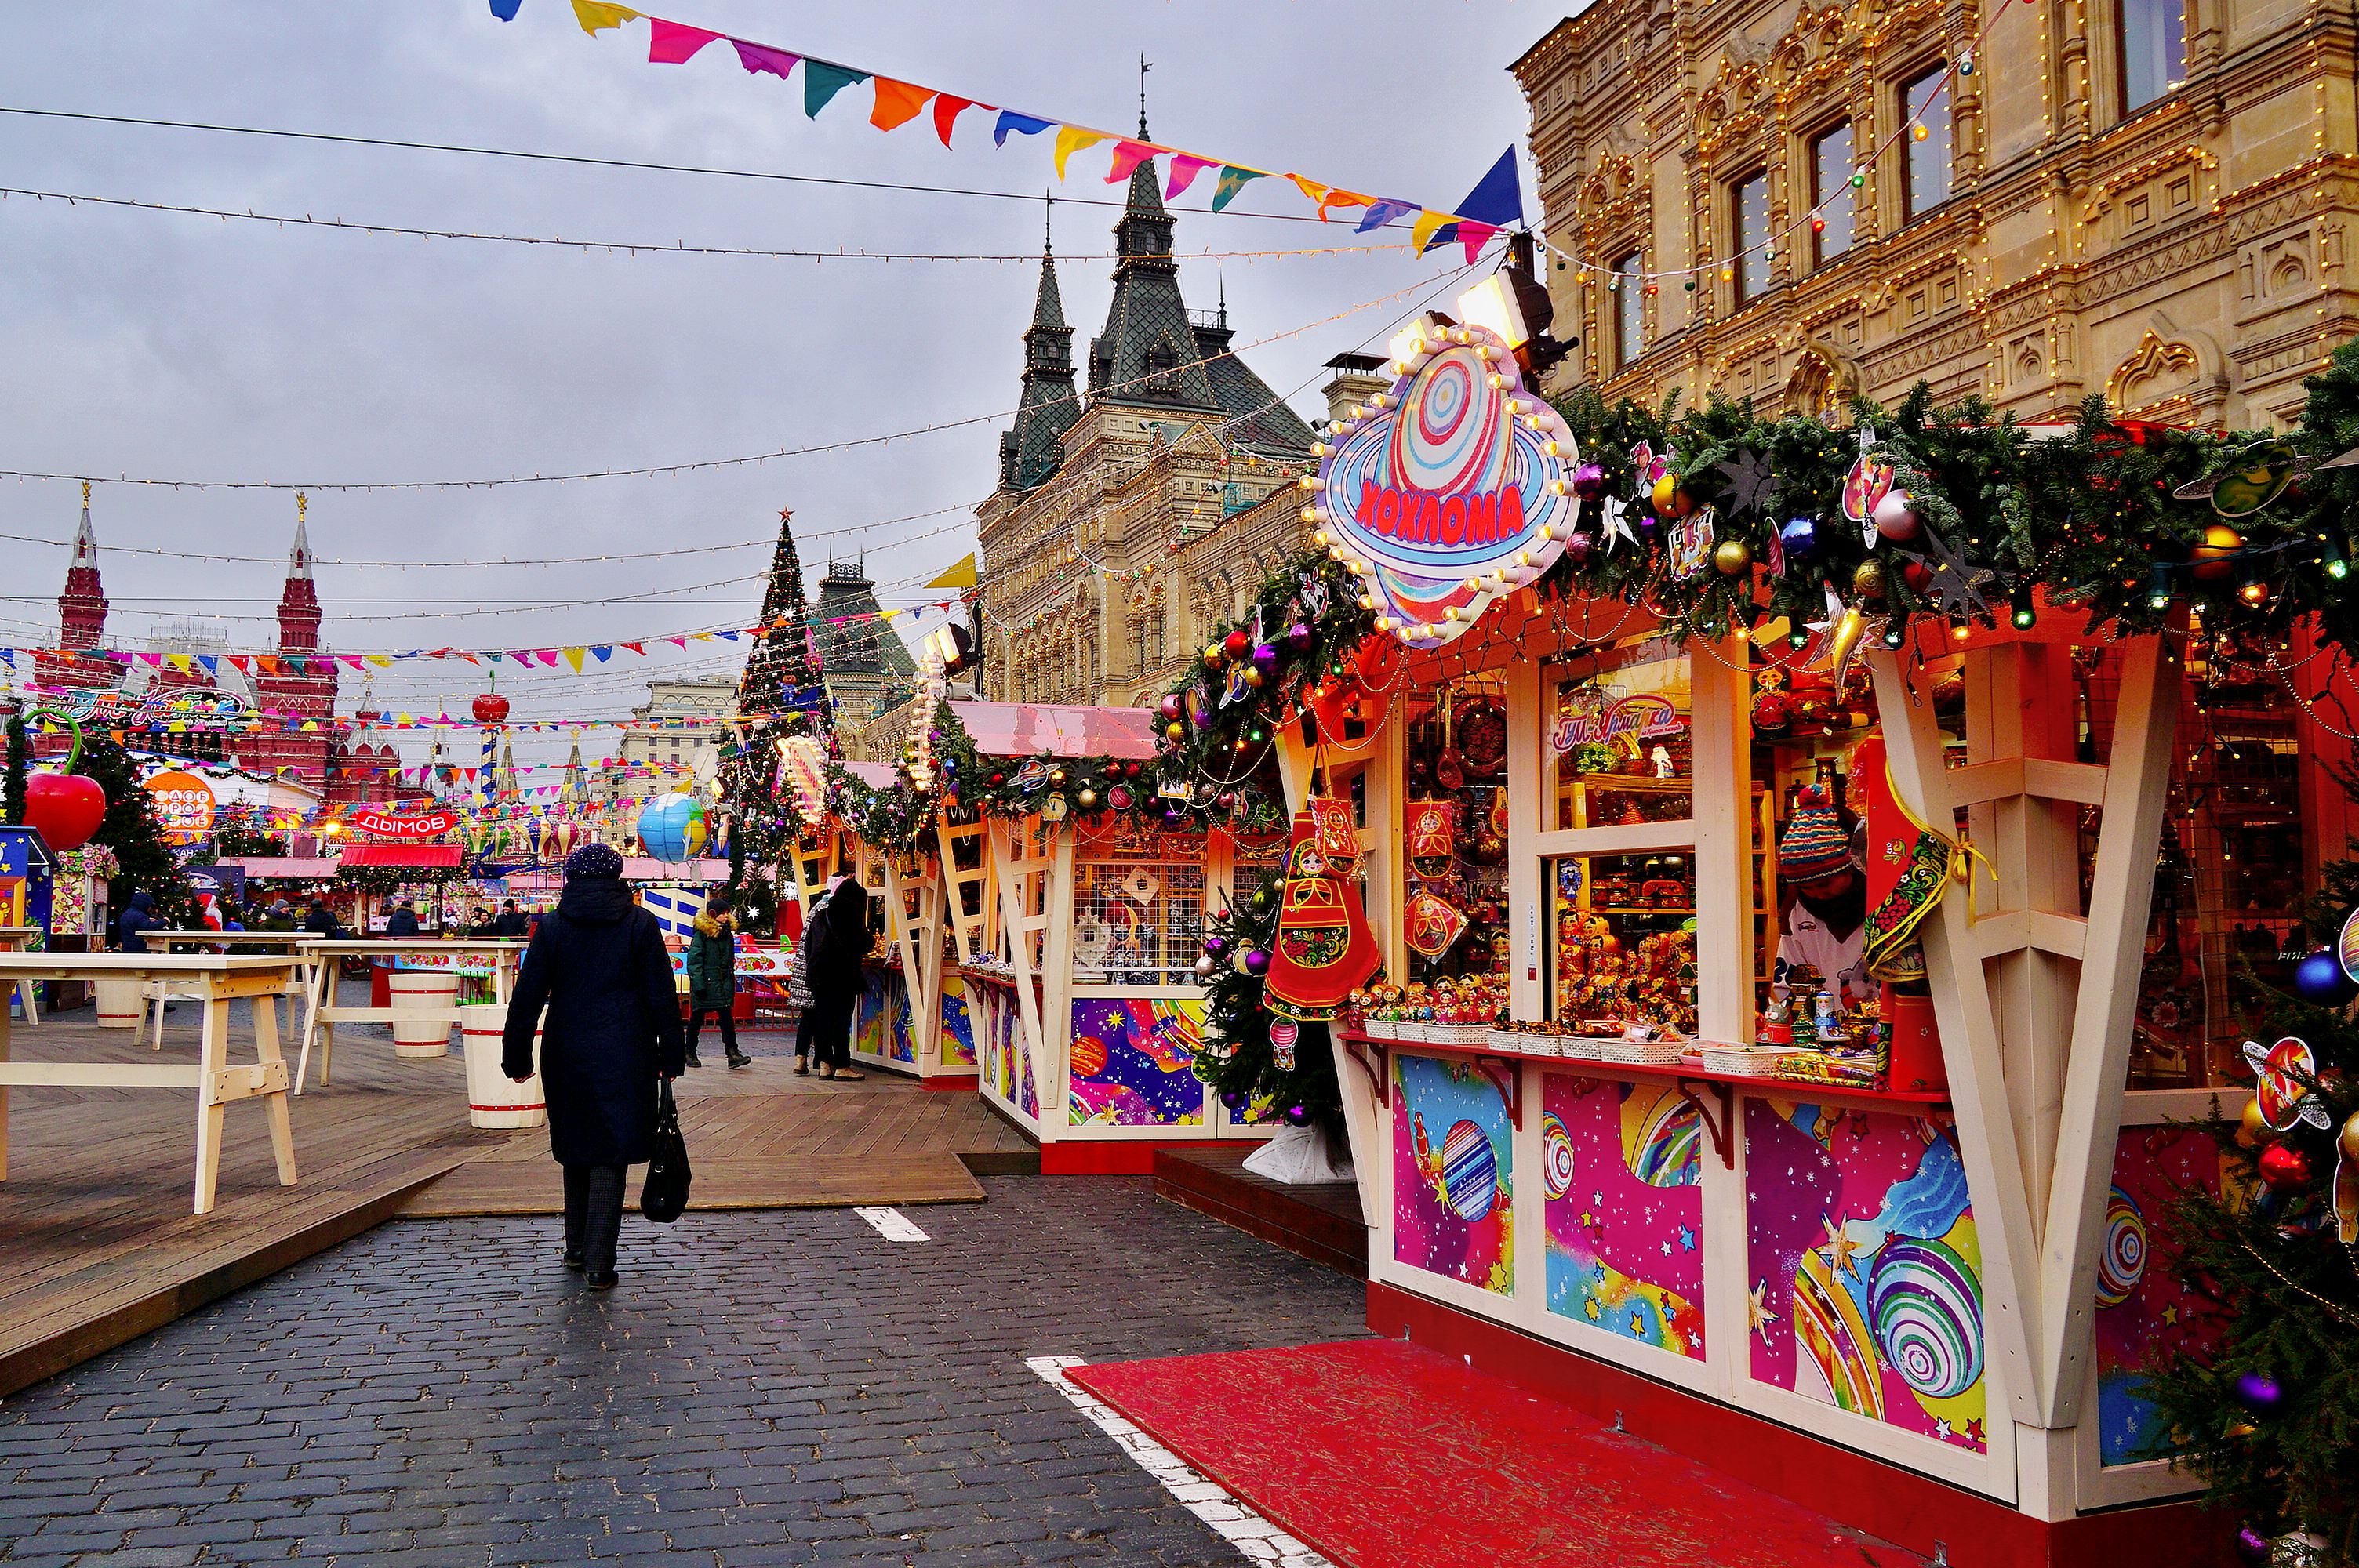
[640,1078,692,1222]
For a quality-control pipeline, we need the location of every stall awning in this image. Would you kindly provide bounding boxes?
[220,855,341,880]
[948,701,1158,760]
[337,843,465,869]
[841,761,901,789]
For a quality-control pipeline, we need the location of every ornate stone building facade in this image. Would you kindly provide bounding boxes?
[976,147,1332,710]
[1511,0,2358,427]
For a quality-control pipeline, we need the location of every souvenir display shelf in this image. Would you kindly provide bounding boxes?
[953,701,1282,1172]
[1281,592,2268,1568]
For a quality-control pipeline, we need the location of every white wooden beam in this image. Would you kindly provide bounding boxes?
[1504,656,1545,1022]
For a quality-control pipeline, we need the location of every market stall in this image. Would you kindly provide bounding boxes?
[952,701,1281,1171]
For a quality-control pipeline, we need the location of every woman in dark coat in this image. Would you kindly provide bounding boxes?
[503,842,685,1289]
[806,878,874,1081]
[683,909,750,1071]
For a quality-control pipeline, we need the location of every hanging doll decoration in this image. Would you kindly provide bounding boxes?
[1264,807,1383,1025]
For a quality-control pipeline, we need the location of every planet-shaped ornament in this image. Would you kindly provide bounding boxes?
[2294,948,2357,1005]
[1713,539,1754,575]
[1852,559,1888,602]
[1872,491,1921,540]
[2190,524,2244,582]
[2337,906,2359,984]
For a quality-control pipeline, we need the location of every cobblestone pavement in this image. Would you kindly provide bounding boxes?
[0,1178,1367,1567]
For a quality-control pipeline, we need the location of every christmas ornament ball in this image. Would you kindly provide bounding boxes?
[2341,1109,2359,1162]
[1165,721,1185,741]
[2293,948,2357,1004]
[1565,531,1598,568]
[1223,629,1252,661]
[1251,641,1280,673]
[1215,789,1236,814]
[1571,461,1608,500]
[1203,644,1224,668]
[2234,1370,2286,1414]
[1075,789,1098,810]
[1204,934,1230,957]
[2238,1095,2274,1146]
[1106,783,1133,811]
[1194,953,1217,978]
[2190,524,2244,581]
[1286,620,1313,652]
[1872,490,1921,540]
[1713,539,1754,575]
[2234,1526,2271,1566]
[1242,947,1271,978]
[1779,514,1823,561]
[1158,693,1185,724]
[1649,474,1680,514]
[1852,559,1888,601]
[2256,1142,2314,1192]
[1249,887,1272,914]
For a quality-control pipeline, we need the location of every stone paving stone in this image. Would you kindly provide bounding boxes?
[0,1177,1364,1564]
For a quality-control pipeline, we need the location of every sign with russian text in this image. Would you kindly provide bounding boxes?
[142,769,216,844]
[350,807,459,840]
[1314,313,1579,648]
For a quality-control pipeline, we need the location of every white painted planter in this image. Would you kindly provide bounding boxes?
[387,970,460,1058]
[94,978,144,1029]
[459,1003,544,1129]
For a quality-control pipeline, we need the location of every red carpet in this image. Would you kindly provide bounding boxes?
[1068,1339,1927,1568]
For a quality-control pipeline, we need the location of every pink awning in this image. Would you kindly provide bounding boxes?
[949,702,1158,760]
[340,843,464,869]
[841,761,901,789]
[621,857,732,883]
[220,856,340,880]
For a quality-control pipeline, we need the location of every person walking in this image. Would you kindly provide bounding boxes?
[494,898,529,938]
[502,842,685,1290]
[114,889,161,953]
[806,878,872,1082]
[383,900,421,938]
[303,898,341,938]
[683,907,751,1071]
[783,884,831,1077]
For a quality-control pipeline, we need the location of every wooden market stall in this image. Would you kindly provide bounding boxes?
[1292,583,2263,1565]
[951,702,1285,1172]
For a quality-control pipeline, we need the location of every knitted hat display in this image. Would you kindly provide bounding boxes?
[1778,784,1853,888]
[565,841,626,880]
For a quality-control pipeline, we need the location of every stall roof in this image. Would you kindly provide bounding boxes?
[337,843,465,869]
[622,857,731,883]
[948,702,1158,760]
[220,856,341,880]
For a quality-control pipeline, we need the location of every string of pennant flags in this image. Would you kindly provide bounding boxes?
[495,1,1523,262]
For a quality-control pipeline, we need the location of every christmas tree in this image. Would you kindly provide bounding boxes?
[2140,895,2359,1561]
[77,732,195,924]
[721,506,824,932]
[1190,861,1347,1142]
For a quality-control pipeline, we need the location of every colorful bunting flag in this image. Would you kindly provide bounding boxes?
[1209,166,1264,212]
[1411,209,1453,253]
[732,38,796,78]
[571,0,639,33]
[1105,140,1158,183]
[993,110,1052,147]
[1052,125,1106,180]
[802,60,868,117]
[869,78,932,131]
[646,18,720,63]
[1355,198,1418,233]
[1165,154,1216,199]
[930,95,974,146]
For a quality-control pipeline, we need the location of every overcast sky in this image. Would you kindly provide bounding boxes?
[0,1,1557,778]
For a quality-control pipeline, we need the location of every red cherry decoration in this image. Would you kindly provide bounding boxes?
[18,710,107,852]
[471,691,511,724]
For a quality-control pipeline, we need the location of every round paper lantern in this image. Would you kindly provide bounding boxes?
[20,713,106,853]
[1872,491,1921,541]
[471,691,511,725]
[635,793,708,862]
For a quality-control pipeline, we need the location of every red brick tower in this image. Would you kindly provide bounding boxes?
[32,482,125,695]
[236,497,344,788]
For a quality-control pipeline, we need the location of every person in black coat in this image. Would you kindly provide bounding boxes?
[806,878,874,1081]
[383,902,421,938]
[114,889,162,953]
[502,841,686,1289]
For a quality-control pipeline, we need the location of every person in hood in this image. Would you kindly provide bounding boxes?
[805,877,874,1082]
[115,889,161,954]
[383,901,422,938]
[683,907,749,1070]
[503,840,685,1290]
[303,898,341,938]
[783,884,831,1077]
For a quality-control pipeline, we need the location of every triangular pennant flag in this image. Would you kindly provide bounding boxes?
[591,645,613,662]
[366,655,394,669]
[668,636,689,648]
[1458,221,1501,261]
[1355,198,1419,233]
[869,78,932,131]
[197,655,219,675]
[1287,173,1332,212]
[1165,154,1217,199]
[165,653,192,673]
[1104,140,1158,183]
[803,60,869,117]
[994,110,1052,146]
[1413,209,1456,255]
[1456,147,1525,229]
[340,654,365,670]
[1210,166,1265,212]
[927,553,979,589]
[931,94,975,146]
[622,641,645,655]
[731,38,798,78]
[537,650,562,667]
[570,0,638,34]
[646,19,720,64]
[1052,125,1107,179]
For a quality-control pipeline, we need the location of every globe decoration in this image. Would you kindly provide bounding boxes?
[1313,314,1579,650]
[1437,1118,1499,1222]
[636,792,708,862]
[471,690,511,725]
[1867,1237,1986,1400]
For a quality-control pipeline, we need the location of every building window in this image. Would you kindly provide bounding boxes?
[1732,172,1770,304]
[1809,123,1855,265]
[1612,250,1644,370]
[2120,0,2186,112]
[1901,67,1952,221]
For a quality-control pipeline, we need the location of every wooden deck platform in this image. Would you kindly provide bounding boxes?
[0,989,1037,1397]
[1152,1146,1366,1279]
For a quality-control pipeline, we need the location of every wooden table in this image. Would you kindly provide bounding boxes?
[0,953,308,1213]
[0,927,39,1025]
[294,940,529,1095]
[147,933,311,1049]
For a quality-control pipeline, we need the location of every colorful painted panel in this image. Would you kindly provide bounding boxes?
[1067,996,1205,1127]
[1392,1053,1514,1295]
[1746,1100,1988,1453]
[938,972,977,1068]
[1542,1075,1705,1359]
[967,978,1033,1116]
[852,970,915,1065]
[2095,1124,2222,1467]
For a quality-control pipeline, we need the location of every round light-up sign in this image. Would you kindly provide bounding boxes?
[1310,315,1579,648]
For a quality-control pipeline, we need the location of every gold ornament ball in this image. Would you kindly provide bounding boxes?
[1165,720,1185,741]
[1649,474,1680,514]
[1243,666,1265,688]
[1712,539,1753,575]
[2237,1095,2274,1146]
[1076,789,1098,810]
[2190,524,2243,582]
[1203,644,1224,667]
[2342,1109,2359,1162]
[1048,768,1066,787]
[1852,559,1888,602]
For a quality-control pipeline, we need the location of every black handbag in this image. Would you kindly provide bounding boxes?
[641,1079,691,1222]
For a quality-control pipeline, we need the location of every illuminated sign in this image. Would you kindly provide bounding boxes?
[348,808,459,840]
[1309,313,1579,648]
[142,769,217,844]
[1547,691,1687,754]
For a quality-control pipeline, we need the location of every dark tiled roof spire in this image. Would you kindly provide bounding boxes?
[998,197,1080,490]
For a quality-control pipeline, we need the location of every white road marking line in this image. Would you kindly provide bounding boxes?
[1027,1356,1334,1567]
[855,1206,929,1241]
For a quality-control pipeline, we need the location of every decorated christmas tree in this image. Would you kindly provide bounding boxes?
[1190,861,1347,1141]
[722,506,825,932]
[76,732,194,924]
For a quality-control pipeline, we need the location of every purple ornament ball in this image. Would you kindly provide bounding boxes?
[2293,948,2357,1006]
[1286,620,1313,652]
[1570,461,1608,500]
[1564,531,1598,569]
[1252,642,1280,673]
[1203,935,1230,958]
[1243,947,1271,977]
[2234,1526,2271,1566]
[1161,806,1189,828]
[2234,1371,2284,1414]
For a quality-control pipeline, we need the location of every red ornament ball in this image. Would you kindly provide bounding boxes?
[2256,1142,2315,1192]
[471,691,511,724]
[1222,630,1251,661]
